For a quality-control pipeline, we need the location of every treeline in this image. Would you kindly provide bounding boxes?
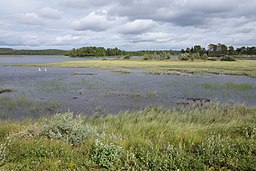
[66,47,126,57]
[181,43,256,57]
[0,48,67,55]
[66,46,179,58]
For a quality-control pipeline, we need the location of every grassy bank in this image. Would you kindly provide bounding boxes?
[16,60,256,77]
[0,104,255,170]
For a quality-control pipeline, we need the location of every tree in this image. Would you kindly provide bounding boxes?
[193,45,202,53]
[228,46,235,55]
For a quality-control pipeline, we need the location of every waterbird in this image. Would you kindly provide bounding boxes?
[38,67,41,72]
[44,67,47,72]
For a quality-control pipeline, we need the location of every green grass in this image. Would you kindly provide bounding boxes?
[0,96,60,119]
[16,60,256,77]
[111,69,131,74]
[202,82,255,91]
[39,79,67,92]
[0,104,255,170]
[71,72,95,75]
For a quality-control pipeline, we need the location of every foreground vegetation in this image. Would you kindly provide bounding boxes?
[19,59,256,77]
[0,103,255,170]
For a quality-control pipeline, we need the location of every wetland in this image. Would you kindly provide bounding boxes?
[1,55,256,119]
[0,55,256,170]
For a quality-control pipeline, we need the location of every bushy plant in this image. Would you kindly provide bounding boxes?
[179,56,189,61]
[143,57,149,60]
[123,55,130,60]
[201,54,208,60]
[90,140,123,169]
[221,56,236,61]
[38,113,98,145]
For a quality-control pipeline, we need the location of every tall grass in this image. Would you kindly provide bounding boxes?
[17,59,256,77]
[202,82,255,91]
[0,104,255,170]
[0,96,60,119]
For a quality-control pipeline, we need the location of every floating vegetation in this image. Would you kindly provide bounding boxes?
[111,69,131,74]
[71,72,96,76]
[105,90,142,98]
[0,89,13,94]
[202,82,255,91]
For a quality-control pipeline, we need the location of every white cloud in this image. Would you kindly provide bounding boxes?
[60,0,114,9]
[56,34,79,41]
[72,11,124,31]
[16,13,45,26]
[134,32,174,43]
[117,19,157,34]
[38,7,62,20]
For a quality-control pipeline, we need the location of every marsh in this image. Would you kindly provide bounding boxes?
[1,55,255,119]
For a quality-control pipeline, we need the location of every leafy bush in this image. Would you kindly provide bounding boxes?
[90,140,123,169]
[37,113,98,145]
[179,56,189,61]
[201,54,208,60]
[123,55,130,60]
[143,57,149,60]
[221,56,236,61]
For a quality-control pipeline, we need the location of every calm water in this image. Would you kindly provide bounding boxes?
[0,55,256,119]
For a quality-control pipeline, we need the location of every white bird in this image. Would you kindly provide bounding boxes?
[44,67,47,72]
[38,67,41,72]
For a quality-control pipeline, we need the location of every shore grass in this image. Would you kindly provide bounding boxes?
[111,69,131,74]
[16,60,256,77]
[202,82,255,91]
[0,96,60,120]
[0,103,255,170]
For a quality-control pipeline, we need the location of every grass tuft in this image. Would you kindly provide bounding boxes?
[0,104,255,170]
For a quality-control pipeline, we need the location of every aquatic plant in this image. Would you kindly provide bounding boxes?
[21,60,256,77]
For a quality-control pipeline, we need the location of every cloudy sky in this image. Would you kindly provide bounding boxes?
[0,0,255,50]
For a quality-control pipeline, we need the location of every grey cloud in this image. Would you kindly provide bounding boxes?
[0,0,256,50]
[60,0,115,9]
[126,32,174,43]
[108,0,256,27]
[16,13,46,26]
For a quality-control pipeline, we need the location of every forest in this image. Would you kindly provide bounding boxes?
[0,48,67,55]
[0,44,256,58]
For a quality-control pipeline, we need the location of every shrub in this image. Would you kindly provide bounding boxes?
[201,54,208,60]
[179,56,189,61]
[221,56,236,61]
[143,57,149,60]
[90,140,123,169]
[37,113,98,145]
[123,55,130,60]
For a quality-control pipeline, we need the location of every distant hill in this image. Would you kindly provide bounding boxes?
[0,48,67,55]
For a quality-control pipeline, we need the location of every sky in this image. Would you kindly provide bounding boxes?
[0,0,255,50]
